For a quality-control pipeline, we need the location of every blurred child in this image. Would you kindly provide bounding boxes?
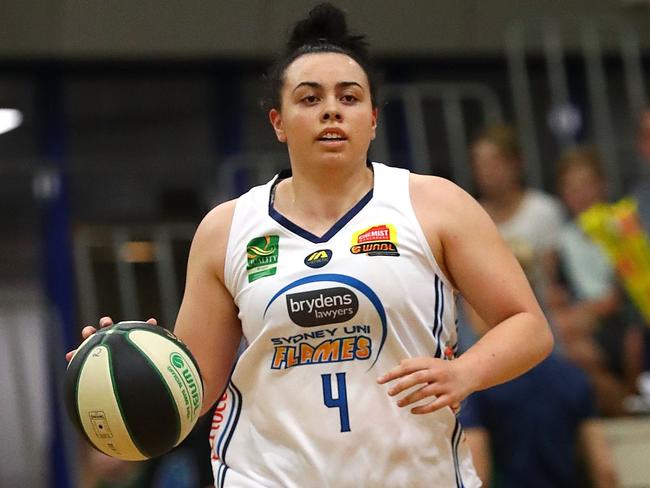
[549,145,640,415]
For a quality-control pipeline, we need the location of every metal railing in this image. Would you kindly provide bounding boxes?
[506,17,647,195]
[372,82,504,189]
[73,223,195,327]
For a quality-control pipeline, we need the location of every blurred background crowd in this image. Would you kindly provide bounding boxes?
[2,1,650,487]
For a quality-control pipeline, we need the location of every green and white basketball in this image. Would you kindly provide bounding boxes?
[64,321,203,461]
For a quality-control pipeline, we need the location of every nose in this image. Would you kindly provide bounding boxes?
[322,111,342,121]
[321,98,342,122]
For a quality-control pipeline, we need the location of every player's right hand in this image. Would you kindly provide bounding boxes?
[65,316,158,362]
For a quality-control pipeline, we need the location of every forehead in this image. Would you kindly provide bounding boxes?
[283,52,369,88]
[561,163,599,181]
[473,140,502,158]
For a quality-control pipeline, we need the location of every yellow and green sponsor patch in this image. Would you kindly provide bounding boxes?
[246,235,279,282]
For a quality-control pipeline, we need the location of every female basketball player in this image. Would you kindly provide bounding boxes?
[72,4,553,486]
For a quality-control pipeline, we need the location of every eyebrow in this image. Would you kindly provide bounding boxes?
[291,81,364,93]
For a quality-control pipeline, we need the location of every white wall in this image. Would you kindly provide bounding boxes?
[0,285,51,487]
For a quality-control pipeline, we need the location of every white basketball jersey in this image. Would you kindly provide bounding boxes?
[210,162,480,488]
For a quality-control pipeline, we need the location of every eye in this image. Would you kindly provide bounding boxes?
[341,94,358,103]
[301,95,319,104]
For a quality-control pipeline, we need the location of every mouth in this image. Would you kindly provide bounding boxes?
[316,128,348,142]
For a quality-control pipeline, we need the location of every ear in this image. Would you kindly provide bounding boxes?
[269,109,287,143]
[370,107,378,141]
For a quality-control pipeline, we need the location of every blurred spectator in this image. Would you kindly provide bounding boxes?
[459,133,620,487]
[632,108,650,233]
[548,146,637,415]
[460,350,620,488]
[470,124,565,304]
[458,124,565,352]
[627,108,650,396]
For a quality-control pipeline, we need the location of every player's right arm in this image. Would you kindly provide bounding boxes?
[66,201,242,416]
[173,200,243,417]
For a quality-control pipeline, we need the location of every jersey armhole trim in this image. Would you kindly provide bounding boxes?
[406,174,458,293]
[223,197,245,296]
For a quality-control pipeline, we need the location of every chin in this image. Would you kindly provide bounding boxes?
[320,153,358,166]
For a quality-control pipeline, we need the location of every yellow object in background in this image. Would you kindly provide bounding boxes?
[579,198,650,326]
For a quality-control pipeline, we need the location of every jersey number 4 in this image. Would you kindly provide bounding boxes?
[321,373,351,432]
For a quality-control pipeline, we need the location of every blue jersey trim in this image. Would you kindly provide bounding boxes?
[216,462,227,488]
[452,418,466,488]
[268,178,373,244]
[432,275,444,358]
[216,382,243,471]
[215,381,243,487]
[264,273,387,370]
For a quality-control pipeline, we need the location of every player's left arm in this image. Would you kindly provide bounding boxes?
[378,175,553,413]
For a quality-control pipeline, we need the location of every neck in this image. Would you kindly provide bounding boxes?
[275,161,373,232]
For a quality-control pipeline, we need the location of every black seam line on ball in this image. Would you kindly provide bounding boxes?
[104,339,149,458]
[125,331,182,447]
[111,332,180,458]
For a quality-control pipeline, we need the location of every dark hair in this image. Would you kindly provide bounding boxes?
[261,3,378,111]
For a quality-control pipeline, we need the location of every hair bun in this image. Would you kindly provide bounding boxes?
[287,3,365,53]
[262,2,377,111]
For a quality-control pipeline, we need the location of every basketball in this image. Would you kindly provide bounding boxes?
[64,321,204,461]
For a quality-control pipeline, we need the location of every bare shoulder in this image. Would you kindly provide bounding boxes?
[195,199,238,241]
[409,173,499,287]
[410,173,490,233]
[189,199,238,280]
[410,173,475,215]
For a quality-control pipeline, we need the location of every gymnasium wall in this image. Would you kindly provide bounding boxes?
[1,0,650,59]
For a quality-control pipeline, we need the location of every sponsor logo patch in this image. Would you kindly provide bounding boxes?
[350,224,399,256]
[246,235,279,282]
[286,287,359,327]
[265,274,389,371]
[304,249,333,268]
